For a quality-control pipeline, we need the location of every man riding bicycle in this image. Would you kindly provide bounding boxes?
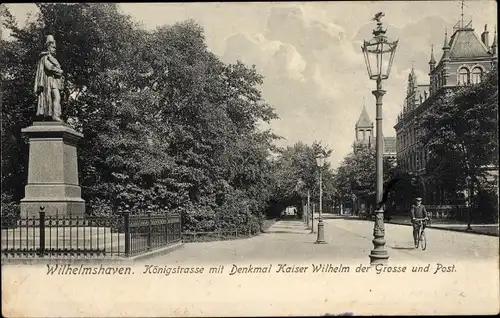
[411,197,429,247]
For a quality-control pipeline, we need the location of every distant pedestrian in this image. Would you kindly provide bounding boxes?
[410,197,429,247]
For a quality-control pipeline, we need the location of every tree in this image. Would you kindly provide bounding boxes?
[267,141,333,218]
[421,66,498,207]
[1,4,280,235]
[333,146,394,215]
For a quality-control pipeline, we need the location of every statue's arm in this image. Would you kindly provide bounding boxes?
[44,56,63,75]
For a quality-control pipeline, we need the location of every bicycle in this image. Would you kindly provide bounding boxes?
[413,217,430,250]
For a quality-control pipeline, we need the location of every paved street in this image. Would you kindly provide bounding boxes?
[145,215,499,264]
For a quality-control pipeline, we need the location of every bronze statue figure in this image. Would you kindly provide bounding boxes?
[34,35,64,121]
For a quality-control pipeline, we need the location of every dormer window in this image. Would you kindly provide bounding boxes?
[458,67,470,85]
[471,67,483,84]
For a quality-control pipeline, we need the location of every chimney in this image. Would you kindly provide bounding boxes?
[481,24,490,48]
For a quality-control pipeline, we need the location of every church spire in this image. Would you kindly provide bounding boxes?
[356,104,372,128]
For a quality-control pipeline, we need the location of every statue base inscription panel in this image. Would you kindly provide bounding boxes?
[20,121,85,217]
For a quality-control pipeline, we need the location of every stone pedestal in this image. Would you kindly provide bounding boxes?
[20,121,85,217]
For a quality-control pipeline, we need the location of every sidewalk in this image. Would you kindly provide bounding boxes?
[385,215,499,237]
[309,213,499,237]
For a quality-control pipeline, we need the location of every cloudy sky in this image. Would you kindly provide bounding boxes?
[4,1,497,168]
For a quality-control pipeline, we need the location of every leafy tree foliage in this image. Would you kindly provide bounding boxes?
[268,141,334,217]
[334,147,394,198]
[421,66,498,221]
[333,146,394,213]
[1,4,279,234]
[421,66,498,199]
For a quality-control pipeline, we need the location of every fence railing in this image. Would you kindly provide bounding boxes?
[1,210,181,258]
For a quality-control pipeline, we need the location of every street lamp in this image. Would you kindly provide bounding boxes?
[465,176,472,230]
[361,12,398,265]
[315,152,327,244]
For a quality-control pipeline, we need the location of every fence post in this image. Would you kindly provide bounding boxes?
[39,206,46,256]
[147,212,152,250]
[123,211,130,257]
[179,212,182,242]
[165,212,168,244]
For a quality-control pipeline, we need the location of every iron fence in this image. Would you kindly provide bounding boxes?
[1,210,181,258]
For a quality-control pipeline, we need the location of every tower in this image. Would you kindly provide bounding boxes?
[441,30,451,86]
[355,103,374,148]
[429,44,436,73]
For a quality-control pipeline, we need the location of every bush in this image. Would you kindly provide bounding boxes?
[475,187,499,223]
[1,194,20,229]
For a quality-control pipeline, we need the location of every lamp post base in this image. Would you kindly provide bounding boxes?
[369,209,389,265]
[315,220,327,244]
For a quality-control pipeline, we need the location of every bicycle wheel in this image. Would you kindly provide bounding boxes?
[420,230,427,251]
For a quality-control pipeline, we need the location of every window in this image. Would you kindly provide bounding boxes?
[471,67,483,84]
[458,67,469,85]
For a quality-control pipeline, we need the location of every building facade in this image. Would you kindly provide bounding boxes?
[394,21,497,207]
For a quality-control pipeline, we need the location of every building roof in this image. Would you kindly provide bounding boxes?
[383,137,397,153]
[356,105,372,128]
[448,27,491,59]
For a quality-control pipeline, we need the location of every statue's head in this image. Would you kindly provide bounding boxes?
[45,35,56,54]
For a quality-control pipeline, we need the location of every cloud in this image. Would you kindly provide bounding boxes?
[219,4,413,168]
[269,43,307,81]
[6,2,497,169]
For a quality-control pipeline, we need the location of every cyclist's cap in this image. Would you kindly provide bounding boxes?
[416,197,422,201]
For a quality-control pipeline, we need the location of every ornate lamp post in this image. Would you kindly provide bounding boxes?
[361,12,398,265]
[315,152,327,244]
[465,176,472,230]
